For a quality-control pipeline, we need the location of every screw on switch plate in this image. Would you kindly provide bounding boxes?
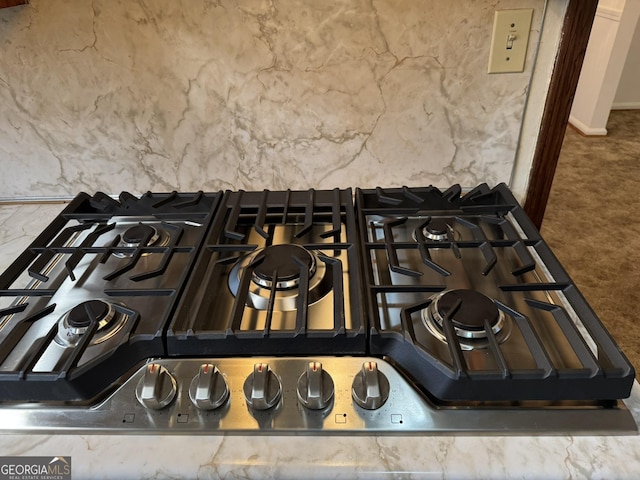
[487,9,533,74]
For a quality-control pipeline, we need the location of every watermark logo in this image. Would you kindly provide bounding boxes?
[0,456,71,480]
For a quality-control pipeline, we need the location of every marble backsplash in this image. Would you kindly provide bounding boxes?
[0,0,544,199]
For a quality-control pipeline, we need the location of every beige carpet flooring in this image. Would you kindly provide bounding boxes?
[541,109,640,378]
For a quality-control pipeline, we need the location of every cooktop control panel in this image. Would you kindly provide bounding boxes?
[0,357,633,435]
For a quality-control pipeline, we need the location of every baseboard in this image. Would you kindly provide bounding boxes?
[596,5,622,22]
[611,102,640,110]
[568,115,608,136]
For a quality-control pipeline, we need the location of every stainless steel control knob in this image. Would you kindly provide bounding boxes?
[243,363,282,410]
[135,363,177,410]
[189,363,229,410]
[296,361,334,410]
[351,361,390,410]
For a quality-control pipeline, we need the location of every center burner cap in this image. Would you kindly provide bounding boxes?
[432,289,503,339]
[67,300,112,329]
[252,244,316,290]
[423,219,451,241]
[122,224,158,246]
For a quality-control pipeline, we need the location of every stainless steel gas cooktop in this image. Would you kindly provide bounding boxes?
[0,185,635,435]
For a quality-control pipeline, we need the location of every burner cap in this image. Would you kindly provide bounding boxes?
[252,244,316,289]
[426,219,449,236]
[123,224,157,245]
[435,289,500,334]
[56,300,126,348]
[423,219,451,241]
[67,300,112,329]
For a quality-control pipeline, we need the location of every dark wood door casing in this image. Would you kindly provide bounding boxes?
[0,0,28,8]
[524,0,599,228]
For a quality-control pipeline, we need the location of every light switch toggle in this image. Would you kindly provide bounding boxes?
[506,34,516,50]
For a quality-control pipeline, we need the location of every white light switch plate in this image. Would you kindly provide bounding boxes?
[488,9,533,74]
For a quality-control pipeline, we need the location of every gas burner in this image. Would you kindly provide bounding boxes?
[67,300,115,331]
[228,245,332,311]
[123,224,159,247]
[422,289,509,350]
[55,300,128,347]
[412,218,461,242]
[114,224,168,258]
[423,219,450,241]
[252,244,317,290]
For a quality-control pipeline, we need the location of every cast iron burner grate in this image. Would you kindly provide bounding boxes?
[167,189,366,356]
[356,183,635,402]
[0,191,221,401]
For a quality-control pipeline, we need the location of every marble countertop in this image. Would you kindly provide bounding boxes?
[1,202,640,479]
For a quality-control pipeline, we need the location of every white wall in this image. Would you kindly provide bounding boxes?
[569,0,640,134]
[613,20,640,109]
